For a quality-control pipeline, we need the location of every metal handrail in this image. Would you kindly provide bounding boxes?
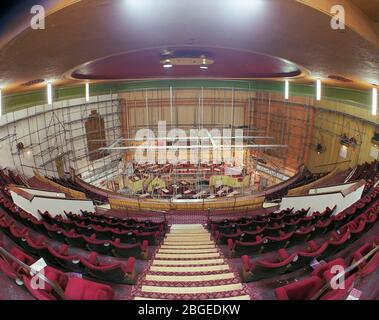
[0,246,66,300]
[310,244,379,300]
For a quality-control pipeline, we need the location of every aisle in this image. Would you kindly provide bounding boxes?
[132,224,251,300]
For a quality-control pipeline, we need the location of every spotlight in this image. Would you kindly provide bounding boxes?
[163,59,173,68]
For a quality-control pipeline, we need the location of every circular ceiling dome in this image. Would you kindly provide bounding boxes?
[71,47,303,80]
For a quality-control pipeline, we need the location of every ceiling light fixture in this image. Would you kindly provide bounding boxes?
[85,82,90,102]
[163,59,173,68]
[47,81,53,105]
[200,58,208,70]
[316,79,322,101]
[372,87,377,116]
[284,80,289,100]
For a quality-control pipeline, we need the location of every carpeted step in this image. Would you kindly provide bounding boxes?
[152,259,225,266]
[141,283,243,294]
[158,248,218,254]
[149,265,230,273]
[145,273,235,282]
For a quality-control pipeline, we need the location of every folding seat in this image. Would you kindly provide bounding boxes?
[29,218,49,236]
[359,251,379,278]
[320,274,356,300]
[25,235,56,264]
[0,245,36,280]
[275,276,324,300]
[44,223,67,243]
[211,223,238,235]
[268,214,284,223]
[111,238,148,259]
[347,218,366,242]
[262,231,293,252]
[319,232,351,260]
[22,266,69,300]
[282,219,301,233]
[362,209,378,232]
[84,234,113,255]
[0,217,13,238]
[59,219,77,231]
[73,222,95,237]
[135,231,160,246]
[38,210,55,224]
[9,224,29,249]
[89,224,113,240]
[314,206,336,221]
[62,229,88,249]
[47,244,86,274]
[109,229,136,243]
[64,277,115,300]
[228,237,266,258]
[263,223,284,237]
[296,207,311,218]
[239,227,265,242]
[329,212,347,231]
[140,224,162,233]
[289,241,328,272]
[238,220,261,232]
[80,252,136,284]
[311,218,332,238]
[241,249,297,282]
[311,258,347,284]
[297,215,315,228]
[289,226,315,246]
[214,231,242,245]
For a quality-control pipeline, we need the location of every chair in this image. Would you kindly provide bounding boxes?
[81,252,136,284]
[111,238,148,259]
[241,248,297,282]
[84,234,113,255]
[275,276,324,300]
[47,244,86,274]
[64,277,115,300]
[0,246,36,280]
[135,231,160,245]
[262,231,293,252]
[289,241,329,271]
[62,230,88,249]
[289,226,315,246]
[228,237,265,258]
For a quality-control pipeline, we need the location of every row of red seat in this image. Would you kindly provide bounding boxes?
[215,207,336,244]
[239,200,378,282]
[0,242,115,300]
[0,201,151,259]
[0,215,137,284]
[275,236,379,300]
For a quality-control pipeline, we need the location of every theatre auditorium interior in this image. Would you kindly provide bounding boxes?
[0,0,378,302]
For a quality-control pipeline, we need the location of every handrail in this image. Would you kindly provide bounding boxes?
[310,244,379,300]
[0,246,67,300]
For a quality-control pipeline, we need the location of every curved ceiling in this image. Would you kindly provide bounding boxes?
[71,47,303,80]
[0,0,379,93]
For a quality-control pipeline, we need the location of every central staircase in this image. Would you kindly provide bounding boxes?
[133,224,251,300]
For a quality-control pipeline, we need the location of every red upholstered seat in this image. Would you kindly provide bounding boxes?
[0,246,36,280]
[263,231,293,252]
[289,241,329,271]
[111,238,148,259]
[229,237,265,257]
[80,251,136,284]
[311,258,347,283]
[64,277,114,300]
[275,276,324,300]
[47,244,86,274]
[84,234,113,255]
[241,249,297,282]
[320,274,356,300]
[62,229,88,249]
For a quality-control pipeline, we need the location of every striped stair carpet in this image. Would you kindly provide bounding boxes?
[132,224,251,300]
